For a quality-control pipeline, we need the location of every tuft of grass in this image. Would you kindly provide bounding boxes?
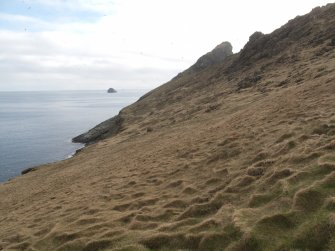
[248,193,274,207]
[290,218,335,251]
[268,168,293,182]
[324,197,335,211]
[112,244,149,251]
[293,188,324,212]
[55,240,85,251]
[248,208,335,251]
[188,219,220,233]
[140,233,201,250]
[319,153,335,163]
[82,239,112,251]
[247,166,265,177]
[318,172,335,190]
[257,213,295,229]
[226,234,260,251]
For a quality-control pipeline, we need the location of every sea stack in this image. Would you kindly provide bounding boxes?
[107,88,117,93]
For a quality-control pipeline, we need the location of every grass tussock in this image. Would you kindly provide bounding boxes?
[290,218,335,251]
[293,188,324,212]
[257,213,295,229]
[324,197,335,211]
[140,233,201,250]
[248,193,275,207]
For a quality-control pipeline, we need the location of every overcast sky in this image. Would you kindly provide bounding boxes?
[0,0,332,91]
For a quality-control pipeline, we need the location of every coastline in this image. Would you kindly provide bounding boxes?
[19,140,84,178]
[67,143,85,159]
[0,89,147,183]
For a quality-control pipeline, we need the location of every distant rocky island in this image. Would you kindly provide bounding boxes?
[107,88,117,93]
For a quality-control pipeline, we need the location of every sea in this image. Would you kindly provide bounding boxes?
[0,89,148,182]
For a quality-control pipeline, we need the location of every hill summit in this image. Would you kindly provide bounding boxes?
[1,3,335,251]
[190,41,233,71]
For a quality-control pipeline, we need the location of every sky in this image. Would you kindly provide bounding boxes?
[0,0,333,91]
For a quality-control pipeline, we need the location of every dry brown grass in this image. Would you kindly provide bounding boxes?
[1,3,335,251]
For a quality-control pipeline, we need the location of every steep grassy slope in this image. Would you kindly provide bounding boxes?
[1,3,335,251]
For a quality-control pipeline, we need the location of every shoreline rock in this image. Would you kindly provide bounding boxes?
[72,114,124,144]
[21,167,37,175]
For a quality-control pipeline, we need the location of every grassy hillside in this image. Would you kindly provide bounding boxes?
[1,3,335,251]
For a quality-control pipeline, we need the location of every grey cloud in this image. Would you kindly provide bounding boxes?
[0,54,180,90]
[0,9,185,91]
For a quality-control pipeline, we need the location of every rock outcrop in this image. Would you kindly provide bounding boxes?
[72,114,124,144]
[21,167,37,175]
[190,41,233,72]
[107,88,117,93]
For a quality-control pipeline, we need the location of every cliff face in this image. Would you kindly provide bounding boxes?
[1,4,335,251]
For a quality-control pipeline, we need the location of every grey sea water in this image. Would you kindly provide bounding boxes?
[0,90,148,182]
